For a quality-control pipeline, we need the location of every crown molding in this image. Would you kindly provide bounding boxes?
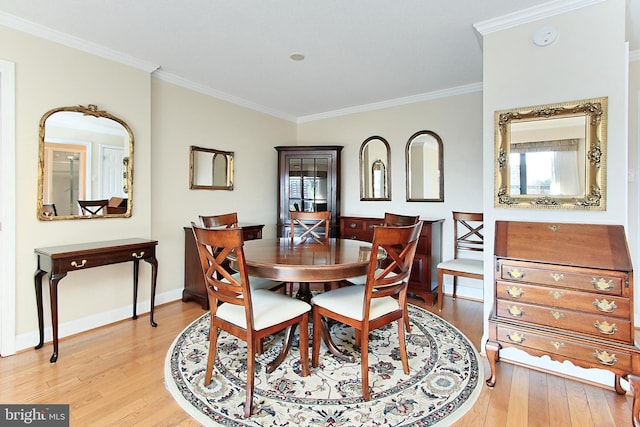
[0,12,159,73]
[151,70,297,122]
[473,0,605,36]
[296,82,483,123]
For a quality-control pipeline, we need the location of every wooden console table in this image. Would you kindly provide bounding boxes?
[34,238,159,363]
[183,224,264,309]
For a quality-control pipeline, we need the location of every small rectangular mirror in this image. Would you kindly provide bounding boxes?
[189,145,234,190]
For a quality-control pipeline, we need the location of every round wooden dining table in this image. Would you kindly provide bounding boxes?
[228,237,382,368]
[233,237,377,300]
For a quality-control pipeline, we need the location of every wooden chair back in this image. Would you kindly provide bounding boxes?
[383,212,419,226]
[77,199,109,215]
[289,210,330,242]
[199,212,239,228]
[452,211,484,258]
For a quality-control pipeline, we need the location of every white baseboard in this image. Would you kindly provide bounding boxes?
[12,289,183,354]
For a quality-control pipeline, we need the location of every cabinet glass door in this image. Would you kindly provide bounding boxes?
[288,157,328,212]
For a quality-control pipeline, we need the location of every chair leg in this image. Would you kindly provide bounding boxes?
[245,334,256,417]
[311,308,322,368]
[397,318,409,375]
[361,326,370,401]
[205,326,219,385]
[438,268,445,312]
[452,276,458,299]
[299,314,310,377]
[404,300,411,333]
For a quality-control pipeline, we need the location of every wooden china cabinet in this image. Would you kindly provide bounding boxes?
[486,220,640,426]
[275,146,342,237]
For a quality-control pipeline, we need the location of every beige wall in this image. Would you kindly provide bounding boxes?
[481,0,629,386]
[150,79,296,299]
[297,91,484,298]
[1,26,152,345]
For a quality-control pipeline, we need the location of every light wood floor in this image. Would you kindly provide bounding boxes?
[0,296,633,426]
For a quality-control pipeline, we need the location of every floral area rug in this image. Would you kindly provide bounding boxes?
[165,304,483,426]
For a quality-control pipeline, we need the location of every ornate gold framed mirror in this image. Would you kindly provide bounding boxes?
[494,97,607,209]
[37,104,134,220]
[359,136,391,201]
[406,130,444,202]
[189,145,234,190]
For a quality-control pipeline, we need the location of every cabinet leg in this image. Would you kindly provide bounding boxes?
[629,375,640,427]
[485,340,501,388]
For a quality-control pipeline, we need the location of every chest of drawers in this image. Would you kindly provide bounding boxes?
[340,216,443,304]
[486,221,640,426]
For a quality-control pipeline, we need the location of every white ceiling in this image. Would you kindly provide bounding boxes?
[0,0,638,121]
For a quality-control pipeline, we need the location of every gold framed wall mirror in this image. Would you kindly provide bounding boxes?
[189,145,234,190]
[359,136,391,201]
[37,104,134,220]
[406,130,444,202]
[494,97,607,209]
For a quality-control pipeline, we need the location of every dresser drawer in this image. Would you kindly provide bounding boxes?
[496,300,633,343]
[340,218,382,241]
[53,246,155,273]
[498,260,626,295]
[496,281,630,319]
[495,324,633,372]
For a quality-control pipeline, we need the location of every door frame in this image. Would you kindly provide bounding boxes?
[0,59,16,356]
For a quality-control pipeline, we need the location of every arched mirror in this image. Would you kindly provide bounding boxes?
[406,130,444,202]
[189,145,234,190]
[494,97,607,209]
[360,136,391,201]
[38,104,133,220]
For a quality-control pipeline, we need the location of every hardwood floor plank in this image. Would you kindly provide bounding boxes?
[1,298,636,426]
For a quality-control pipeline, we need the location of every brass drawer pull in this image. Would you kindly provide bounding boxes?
[507,268,524,280]
[71,259,87,268]
[507,332,525,344]
[349,223,356,228]
[505,286,524,298]
[550,311,565,320]
[592,278,615,292]
[507,305,525,317]
[549,290,565,300]
[368,224,376,229]
[593,350,618,366]
[132,251,145,259]
[593,299,617,313]
[550,341,565,350]
[594,320,617,335]
[550,273,564,282]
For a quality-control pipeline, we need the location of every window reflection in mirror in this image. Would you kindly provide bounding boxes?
[360,136,390,201]
[38,105,133,220]
[406,130,444,202]
[189,145,234,190]
[494,97,606,209]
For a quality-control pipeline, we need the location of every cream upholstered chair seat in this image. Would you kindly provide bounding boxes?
[218,288,311,330]
[437,258,483,276]
[311,285,400,321]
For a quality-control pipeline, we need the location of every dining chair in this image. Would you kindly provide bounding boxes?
[198,213,284,293]
[42,203,58,217]
[199,212,239,228]
[191,224,311,417]
[344,212,420,330]
[311,221,423,401]
[437,211,484,311]
[289,210,331,243]
[77,199,109,215]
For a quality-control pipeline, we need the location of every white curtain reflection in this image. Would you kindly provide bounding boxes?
[551,150,581,195]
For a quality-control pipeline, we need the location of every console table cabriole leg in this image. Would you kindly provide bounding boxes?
[628,375,640,427]
[48,273,66,363]
[485,340,501,388]
[145,256,159,327]
[34,268,47,350]
[132,259,139,320]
